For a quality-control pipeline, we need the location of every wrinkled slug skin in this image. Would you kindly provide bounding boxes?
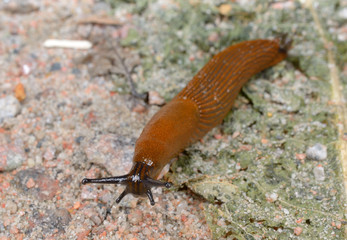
[134,39,287,179]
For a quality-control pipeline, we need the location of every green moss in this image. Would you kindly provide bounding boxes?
[107,0,345,238]
[120,28,140,47]
[335,40,347,69]
[167,0,345,238]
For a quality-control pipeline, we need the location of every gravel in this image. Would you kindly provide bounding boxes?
[0,96,21,122]
[306,143,328,161]
[0,1,345,240]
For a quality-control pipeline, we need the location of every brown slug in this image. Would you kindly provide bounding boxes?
[82,38,291,205]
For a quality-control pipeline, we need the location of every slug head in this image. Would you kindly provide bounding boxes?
[81,162,172,205]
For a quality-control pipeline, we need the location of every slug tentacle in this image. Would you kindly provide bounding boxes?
[81,175,129,185]
[116,189,128,203]
[81,162,172,205]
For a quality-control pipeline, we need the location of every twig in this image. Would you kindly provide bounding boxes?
[110,40,148,100]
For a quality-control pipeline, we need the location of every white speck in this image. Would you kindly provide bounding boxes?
[269,193,278,201]
[132,175,140,182]
[283,208,289,215]
[142,157,154,166]
[43,39,92,49]
[22,64,31,75]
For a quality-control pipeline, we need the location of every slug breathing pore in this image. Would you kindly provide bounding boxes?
[82,37,291,205]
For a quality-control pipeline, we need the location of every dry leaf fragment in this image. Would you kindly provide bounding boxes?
[219,4,232,16]
[77,16,121,26]
[14,83,26,102]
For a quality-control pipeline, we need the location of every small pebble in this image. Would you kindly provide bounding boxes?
[267,192,278,202]
[83,208,101,225]
[50,62,62,71]
[55,208,72,226]
[313,165,325,181]
[306,143,327,161]
[295,153,306,160]
[283,208,289,215]
[37,176,60,200]
[27,158,35,167]
[43,147,56,161]
[271,1,295,9]
[235,163,241,170]
[148,91,165,105]
[132,104,146,113]
[10,225,19,234]
[26,178,36,188]
[0,143,25,171]
[75,136,85,144]
[14,169,60,200]
[35,155,43,165]
[143,228,151,236]
[77,229,91,240]
[208,32,219,43]
[91,215,102,226]
[294,226,303,236]
[338,8,347,19]
[7,201,18,214]
[73,201,81,210]
[98,190,112,204]
[330,189,337,196]
[214,134,223,140]
[128,209,143,225]
[72,68,81,75]
[0,96,21,122]
[315,195,323,200]
[81,186,98,200]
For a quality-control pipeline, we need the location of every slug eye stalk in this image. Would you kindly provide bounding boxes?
[81,163,172,205]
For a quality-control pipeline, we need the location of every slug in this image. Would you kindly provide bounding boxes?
[82,38,291,205]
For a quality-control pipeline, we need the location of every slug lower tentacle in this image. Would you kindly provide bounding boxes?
[82,38,291,205]
[82,162,172,205]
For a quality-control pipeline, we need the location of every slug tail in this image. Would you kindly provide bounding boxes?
[278,33,293,53]
[267,35,292,67]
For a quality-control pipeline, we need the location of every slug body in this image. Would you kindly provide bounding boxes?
[82,39,289,205]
